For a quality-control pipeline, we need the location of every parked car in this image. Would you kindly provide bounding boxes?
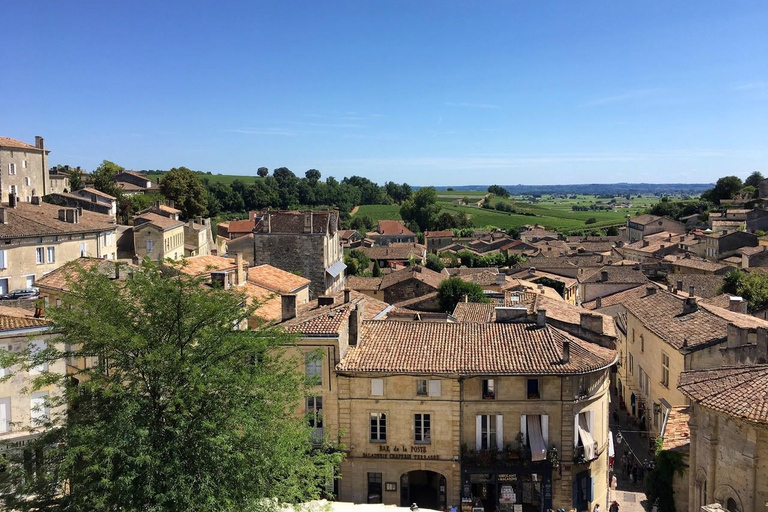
[0,288,39,300]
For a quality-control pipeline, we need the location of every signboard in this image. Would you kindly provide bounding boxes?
[361,444,440,461]
[499,485,516,504]
[385,482,397,492]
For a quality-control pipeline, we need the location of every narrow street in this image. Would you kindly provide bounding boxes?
[608,392,652,512]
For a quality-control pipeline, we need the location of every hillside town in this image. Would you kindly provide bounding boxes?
[0,134,765,512]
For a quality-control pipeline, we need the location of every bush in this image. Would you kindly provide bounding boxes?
[585,217,597,225]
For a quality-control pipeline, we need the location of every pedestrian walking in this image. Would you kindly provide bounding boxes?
[609,501,620,512]
[631,464,638,485]
[638,463,645,484]
[593,503,601,512]
[612,410,619,426]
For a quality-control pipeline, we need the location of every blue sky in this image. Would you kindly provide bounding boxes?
[4,1,767,185]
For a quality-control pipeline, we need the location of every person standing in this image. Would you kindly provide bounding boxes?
[609,501,620,512]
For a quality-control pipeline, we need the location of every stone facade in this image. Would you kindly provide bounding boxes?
[133,221,185,261]
[0,136,50,204]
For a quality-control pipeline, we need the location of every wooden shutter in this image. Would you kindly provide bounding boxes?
[520,414,527,445]
[0,399,8,432]
[475,415,482,450]
[428,379,441,397]
[541,415,549,447]
[496,414,504,450]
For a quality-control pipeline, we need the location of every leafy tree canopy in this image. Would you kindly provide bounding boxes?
[92,160,124,198]
[487,185,510,197]
[701,176,743,204]
[400,187,441,232]
[425,253,445,272]
[159,166,209,219]
[720,268,768,313]
[0,261,341,512]
[436,277,490,313]
[744,171,764,189]
[257,167,269,177]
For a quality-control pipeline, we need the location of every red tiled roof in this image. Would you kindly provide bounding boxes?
[281,290,390,335]
[582,283,664,310]
[359,243,426,261]
[0,201,115,240]
[79,187,116,200]
[380,265,445,290]
[0,137,38,150]
[661,407,690,453]
[176,255,236,276]
[679,366,768,425]
[226,219,256,234]
[424,230,454,238]
[378,220,414,236]
[0,306,51,331]
[134,212,184,231]
[35,258,136,293]
[347,276,383,291]
[337,321,616,375]
[247,264,310,294]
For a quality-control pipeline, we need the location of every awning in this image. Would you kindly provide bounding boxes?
[578,414,596,461]
[527,415,547,462]
[608,431,615,458]
[326,260,347,278]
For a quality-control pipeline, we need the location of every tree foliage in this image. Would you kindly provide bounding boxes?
[487,185,509,197]
[400,187,442,232]
[436,277,490,313]
[344,249,371,276]
[159,167,209,219]
[425,253,445,272]
[744,171,764,189]
[701,176,743,204]
[92,160,124,198]
[0,262,342,512]
[257,167,269,177]
[645,448,686,512]
[720,268,768,313]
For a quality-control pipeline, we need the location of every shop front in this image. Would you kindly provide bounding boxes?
[460,466,553,512]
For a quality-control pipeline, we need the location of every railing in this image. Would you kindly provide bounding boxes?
[462,445,555,468]
[573,442,599,464]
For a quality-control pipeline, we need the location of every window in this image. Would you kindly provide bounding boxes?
[146,239,154,253]
[30,392,49,424]
[367,473,382,504]
[0,250,6,269]
[629,353,634,375]
[29,340,48,375]
[527,378,540,399]
[521,414,549,461]
[370,412,386,442]
[25,177,30,186]
[35,247,44,264]
[574,411,597,461]
[47,247,55,263]
[0,278,7,296]
[661,353,670,388]
[632,328,635,343]
[0,345,9,378]
[79,243,87,257]
[8,163,15,175]
[640,334,645,353]
[476,414,501,450]
[428,379,441,397]
[25,275,34,288]
[306,396,323,442]
[414,413,431,444]
[371,378,384,396]
[0,397,10,432]
[481,378,496,399]
[416,379,428,396]
[305,353,322,385]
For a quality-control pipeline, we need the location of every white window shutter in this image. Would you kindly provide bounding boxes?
[0,250,6,269]
[0,399,8,432]
[520,414,527,445]
[541,415,549,447]
[496,414,504,450]
[588,410,594,436]
[574,414,580,448]
[475,415,482,450]
[371,378,383,396]
[428,379,441,397]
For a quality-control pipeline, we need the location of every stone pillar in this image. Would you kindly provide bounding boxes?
[688,416,699,511]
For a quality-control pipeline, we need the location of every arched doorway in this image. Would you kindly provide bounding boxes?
[400,471,446,510]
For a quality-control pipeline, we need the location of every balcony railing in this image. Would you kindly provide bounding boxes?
[573,443,599,464]
[461,445,556,468]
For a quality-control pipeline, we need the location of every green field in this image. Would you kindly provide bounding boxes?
[354,192,662,233]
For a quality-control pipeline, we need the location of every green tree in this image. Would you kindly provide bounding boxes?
[344,249,371,276]
[436,277,489,313]
[400,187,441,232]
[92,160,124,198]
[305,169,322,186]
[744,171,764,189]
[68,166,84,192]
[425,253,445,272]
[645,440,686,512]
[606,226,620,236]
[159,166,208,219]
[0,261,341,512]
[487,185,509,197]
[702,176,743,204]
[257,167,269,177]
[371,260,381,277]
[720,269,768,313]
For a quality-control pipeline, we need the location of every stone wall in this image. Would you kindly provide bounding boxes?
[0,144,48,203]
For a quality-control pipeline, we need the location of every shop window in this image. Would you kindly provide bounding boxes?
[527,378,540,399]
[482,379,495,399]
[367,473,382,504]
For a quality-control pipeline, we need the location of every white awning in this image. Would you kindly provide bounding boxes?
[608,431,615,458]
[578,413,596,461]
[326,260,347,278]
[527,415,547,462]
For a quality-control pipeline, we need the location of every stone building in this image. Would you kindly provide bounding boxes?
[577,266,648,304]
[226,210,346,298]
[0,200,117,293]
[114,170,153,195]
[625,214,685,242]
[679,364,768,512]
[335,312,617,512]
[704,230,758,261]
[46,187,117,218]
[371,220,416,246]
[424,230,454,253]
[0,136,50,203]
[133,212,185,261]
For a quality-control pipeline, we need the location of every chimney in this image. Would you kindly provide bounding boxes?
[676,280,683,292]
[683,296,699,315]
[344,288,351,304]
[234,252,246,286]
[689,285,695,297]
[0,209,6,225]
[646,285,657,296]
[31,196,40,205]
[168,200,175,209]
[35,136,44,150]
[595,296,602,309]
[196,216,203,225]
[561,341,570,364]
[601,270,609,282]
[210,271,229,290]
[318,295,335,307]
[348,302,364,346]
[536,308,547,327]
[188,219,194,229]
[580,312,604,334]
[34,305,44,319]
[463,294,469,303]
[494,306,528,323]
[281,294,297,322]
[728,296,748,314]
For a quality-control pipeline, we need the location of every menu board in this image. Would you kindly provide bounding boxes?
[499,485,516,504]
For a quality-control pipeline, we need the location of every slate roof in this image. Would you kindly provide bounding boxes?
[247,264,310,294]
[679,365,768,425]
[337,321,616,375]
[624,290,768,351]
[0,201,115,239]
[378,220,414,236]
[0,137,38,150]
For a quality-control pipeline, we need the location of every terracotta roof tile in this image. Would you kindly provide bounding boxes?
[378,220,414,236]
[579,266,648,285]
[381,265,445,290]
[247,264,310,294]
[176,255,236,276]
[582,283,663,310]
[338,321,616,375]
[0,201,115,239]
[80,187,116,200]
[359,243,426,261]
[679,365,768,425]
[35,258,137,293]
[281,290,390,335]
[664,274,725,299]
[226,219,255,234]
[661,407,690,453]
[0,137,38,150]
[347,276,383,291]
[134,212,184,231]
[666,256,729,273]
